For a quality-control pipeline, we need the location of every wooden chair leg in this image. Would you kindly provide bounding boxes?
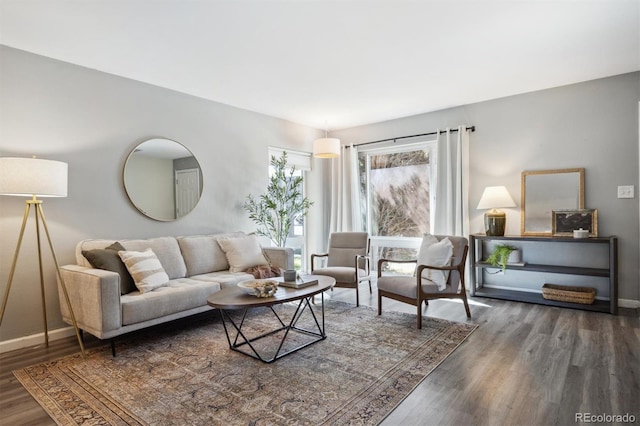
[377,292,382,315]
[355,285,360,307]
[462,296,471,318]
[417,302,422,329]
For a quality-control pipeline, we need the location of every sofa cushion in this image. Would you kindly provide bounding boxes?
[218,234,269,273]
[190,271,255,289]
[177,232,245,276]
[120,278,221,325]
[82,242,137,295]
[121,237,187,279]
[119,248,170,293]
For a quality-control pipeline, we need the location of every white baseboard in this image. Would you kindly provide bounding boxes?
[619,298,640,309]
[0,326,75,354]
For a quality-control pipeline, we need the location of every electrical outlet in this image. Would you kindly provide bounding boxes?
[617,185,635,199]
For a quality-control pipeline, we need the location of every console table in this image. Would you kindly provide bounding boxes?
[469,235,617,314]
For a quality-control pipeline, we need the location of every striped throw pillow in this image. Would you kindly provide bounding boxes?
[118,248,169,293]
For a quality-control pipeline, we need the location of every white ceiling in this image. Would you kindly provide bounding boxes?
[1,0,638,130]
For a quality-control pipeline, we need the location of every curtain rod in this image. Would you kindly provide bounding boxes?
[346,125,475,149]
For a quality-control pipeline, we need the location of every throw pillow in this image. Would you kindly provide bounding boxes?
[246,265,282,279]
[217,234,269,273]
[417,234,453,291]
[118,248,170,293]
[82,242,137,295]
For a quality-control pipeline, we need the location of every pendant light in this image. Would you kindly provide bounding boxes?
[312,122,340,158]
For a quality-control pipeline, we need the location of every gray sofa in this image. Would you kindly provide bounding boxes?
[58,232,293,352]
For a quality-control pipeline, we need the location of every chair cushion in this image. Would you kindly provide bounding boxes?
[312,267,367,284]
[327,232,368,267]
[417,235,453,290]
[377,275,450,299]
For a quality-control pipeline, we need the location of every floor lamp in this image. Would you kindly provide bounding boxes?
[0,157,85,357]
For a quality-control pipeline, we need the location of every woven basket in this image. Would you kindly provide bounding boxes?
[541,283,596,305]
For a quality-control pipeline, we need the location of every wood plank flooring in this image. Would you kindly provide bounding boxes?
[1,282,638,425]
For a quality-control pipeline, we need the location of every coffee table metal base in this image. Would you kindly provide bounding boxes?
[218,293,325,363]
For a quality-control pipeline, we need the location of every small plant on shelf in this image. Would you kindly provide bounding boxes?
[486,244,517,270]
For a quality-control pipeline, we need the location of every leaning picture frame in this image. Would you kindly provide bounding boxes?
[552,209,598,237]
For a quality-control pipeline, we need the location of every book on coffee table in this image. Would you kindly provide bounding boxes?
[278,277,318,289]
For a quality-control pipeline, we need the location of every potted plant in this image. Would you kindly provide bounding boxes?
[243,151,313,247]
[486,244,518,270]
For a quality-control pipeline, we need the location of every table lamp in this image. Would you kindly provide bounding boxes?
[0,156,85,356]
[476,186,516,236]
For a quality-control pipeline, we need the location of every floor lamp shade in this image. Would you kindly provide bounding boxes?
[0,157,68,197]
[312,138,340,158]
[477,186,516,236]
[0,156,84,355]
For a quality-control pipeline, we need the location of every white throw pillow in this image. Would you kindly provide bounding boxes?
[118,248,170,293]
[217,234,269,273]
[417,235,453,291]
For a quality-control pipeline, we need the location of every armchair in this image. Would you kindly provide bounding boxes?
[310,232,372,307]
[377,235,470,328]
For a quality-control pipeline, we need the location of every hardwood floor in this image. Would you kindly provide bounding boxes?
[1,283,638,426]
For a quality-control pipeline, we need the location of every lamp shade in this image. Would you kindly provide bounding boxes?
[312,138,340,158]
[476,186,515,210]
[0,157,68,197]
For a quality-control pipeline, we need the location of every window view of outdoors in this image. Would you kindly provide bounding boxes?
[359,147,432,273]
[286,169,305,270]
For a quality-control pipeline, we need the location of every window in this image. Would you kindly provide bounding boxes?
[268,147,311,271]
[358,141,436,273]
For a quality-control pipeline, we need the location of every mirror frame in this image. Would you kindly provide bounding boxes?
[520,168,585,236]
[123,138,203,221]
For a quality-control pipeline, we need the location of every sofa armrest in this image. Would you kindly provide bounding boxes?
[58,265,122,338]
[263,247,294,270]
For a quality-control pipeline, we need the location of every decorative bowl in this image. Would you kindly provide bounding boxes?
[237,279,279,298]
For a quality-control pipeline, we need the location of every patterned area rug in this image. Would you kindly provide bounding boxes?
[15,300,477,425]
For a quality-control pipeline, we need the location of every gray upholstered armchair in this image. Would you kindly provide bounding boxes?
[310,232,372,307]
[377,235,470,328]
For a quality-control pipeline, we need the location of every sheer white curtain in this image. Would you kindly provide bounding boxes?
[433,125,470,236]
[329,144,361,233]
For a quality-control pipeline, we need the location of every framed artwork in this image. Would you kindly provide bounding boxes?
[552,209,598,237]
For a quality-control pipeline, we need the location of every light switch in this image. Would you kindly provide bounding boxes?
[617,185,634,198]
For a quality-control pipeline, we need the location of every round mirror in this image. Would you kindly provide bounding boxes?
[124,138,203,221]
